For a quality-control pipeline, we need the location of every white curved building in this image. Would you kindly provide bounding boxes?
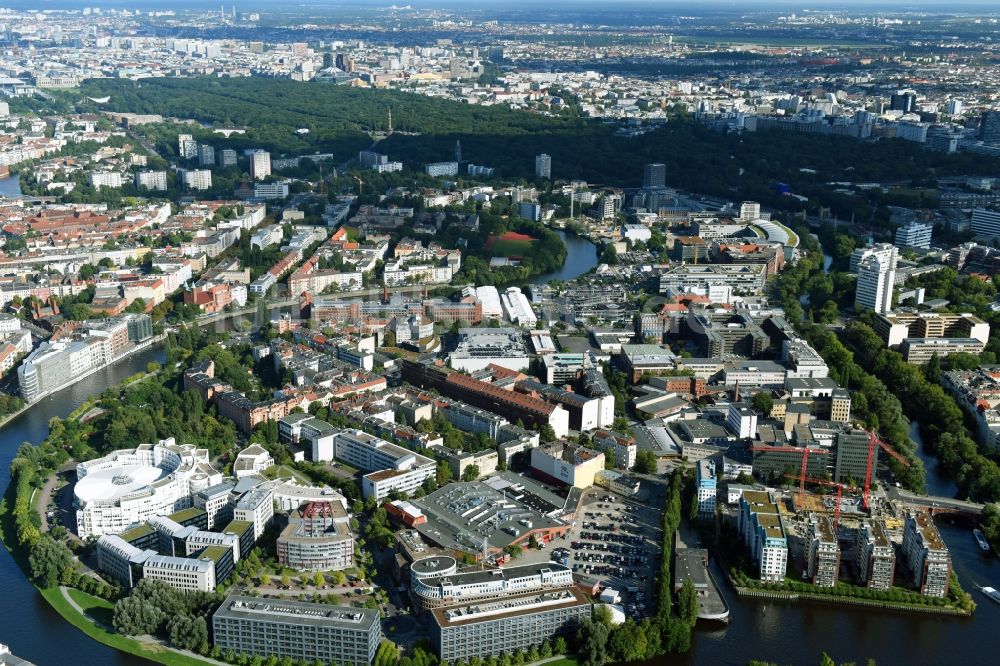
[75,438,222,538]
[410,558,573,611]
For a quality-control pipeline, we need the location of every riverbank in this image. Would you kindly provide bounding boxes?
[0,408,218,666]
[20,333,165,406]
[732,586,972,617]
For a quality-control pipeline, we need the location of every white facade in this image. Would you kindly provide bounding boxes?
[895,222,932,249]
[181,169,213,190]
[500,287,537,327]
[726,403,759,439]
[234,487,275,541]
[143,554,216,592]
[250,150,271,179]
[854,244,897,314]
[75,439,221,538]
[332,429,436,501]
[135,170,168,190]
[90,171,124,189]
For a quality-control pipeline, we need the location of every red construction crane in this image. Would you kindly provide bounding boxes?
[751,445,830,490]
[789,475,859,530]
[863,431,910,510]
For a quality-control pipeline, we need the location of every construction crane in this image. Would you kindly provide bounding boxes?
[863,431,910,511]
[750,445,830,490]
[789,475,858,530]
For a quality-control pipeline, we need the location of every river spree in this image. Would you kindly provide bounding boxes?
[0,346,164,665]
[0,244,994,664]
[532,229,599,284]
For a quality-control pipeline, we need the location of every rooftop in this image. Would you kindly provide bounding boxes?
[214,596,379,631]
[431,587,587,628]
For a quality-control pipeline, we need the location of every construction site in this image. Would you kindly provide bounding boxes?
[730,429,968,602]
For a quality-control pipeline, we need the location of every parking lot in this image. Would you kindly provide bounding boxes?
[562,486,665,620]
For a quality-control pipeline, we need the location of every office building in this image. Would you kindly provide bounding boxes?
[142,554,216,592]
[971,208,1000,238]
[277,501,354,572]
[902,511,951,597]
[410,559,574,611]
[980,110,1000,144]
[738,491,787,582]
[535,153,551,179]
[440,448,499,481]
[696,459,717,518]
[890,90,917,114]
[642,163,666,188]
[834,429,873,484]
[212,597,381,666]
[194,481,236,530]
[18,314,154,404]
[873,312,990,349]
[135,170,168,190]
[233,487,274,542]
[431,588,589,664]
[279,413,337,462]
[96,534,157,589]
[895,221,933,249]
[659,264,767,299]
[253,181,289,199]
[830,389,852,424]
[807,514,840,587]
[856,519,896,590]
[854,244,897,314]
[250,150,271,179]
[74,438,221,538]
[727,402,759,440]
[332,429,436,501]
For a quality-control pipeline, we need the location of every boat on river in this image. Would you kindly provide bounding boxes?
[974,528,990,552]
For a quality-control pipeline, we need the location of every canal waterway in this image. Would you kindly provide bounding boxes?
[0,345,164,665]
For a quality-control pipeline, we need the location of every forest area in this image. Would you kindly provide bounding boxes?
[71,76,1000,231]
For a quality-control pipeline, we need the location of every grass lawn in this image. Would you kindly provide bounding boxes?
[66,587,115,626]
[775,222,799,248]
[42,587,217,666]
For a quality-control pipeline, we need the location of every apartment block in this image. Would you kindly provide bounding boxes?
[591,430,637,470]
[902,511,951,597]
[807,514,840,587]
[738,491,787,582]
[855,519,896,590]
[696,459,717,518]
